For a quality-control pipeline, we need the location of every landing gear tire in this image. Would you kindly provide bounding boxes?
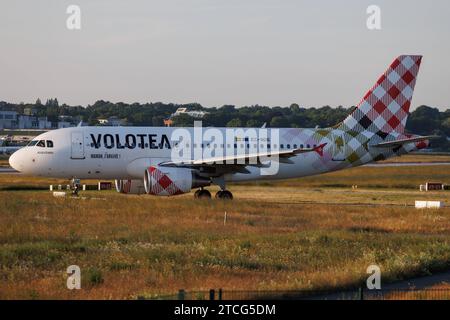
[215,190,233,200]
[194,189,212,199]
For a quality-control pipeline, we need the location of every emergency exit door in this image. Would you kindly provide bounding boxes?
[71,132,85,159]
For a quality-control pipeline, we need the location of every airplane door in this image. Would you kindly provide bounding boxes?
[332,132,346,161]
[71,131,85,159]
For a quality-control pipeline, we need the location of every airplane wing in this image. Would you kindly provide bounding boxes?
[370,135,437,148]
[159,143,327,170]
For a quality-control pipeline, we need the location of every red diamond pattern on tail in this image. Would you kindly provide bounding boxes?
[373,101,386,114]
[388,86,400,99]
[376,74,386,85]
[339,55,422,135]
[401,101,411,112]
[388,116,400,129]
[402,71,414,85]
[391,58,401,69]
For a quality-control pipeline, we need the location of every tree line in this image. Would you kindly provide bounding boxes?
[1,100,449,150]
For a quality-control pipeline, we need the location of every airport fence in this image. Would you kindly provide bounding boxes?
[140,288,450,300]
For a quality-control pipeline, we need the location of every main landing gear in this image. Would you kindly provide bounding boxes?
[194,188,211,199]
[194,176,233,200]
[194,188,233,200]
[215,190,233,200]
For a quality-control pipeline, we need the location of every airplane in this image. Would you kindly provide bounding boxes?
[9,55,434,199]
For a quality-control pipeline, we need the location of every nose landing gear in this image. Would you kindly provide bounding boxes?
[70,178,81,197]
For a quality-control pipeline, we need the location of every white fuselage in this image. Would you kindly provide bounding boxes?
[8,126,353,181]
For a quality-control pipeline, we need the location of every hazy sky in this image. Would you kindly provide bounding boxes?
[1,0,449,110]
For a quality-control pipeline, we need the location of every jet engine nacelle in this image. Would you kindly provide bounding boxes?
[144,166,210,196]
[115,179,146,194]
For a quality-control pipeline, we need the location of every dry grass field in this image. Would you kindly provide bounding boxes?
[380,153,450,163]
[382,283,450,300]
[0,162,450,299]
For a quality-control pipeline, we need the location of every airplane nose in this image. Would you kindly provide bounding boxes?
[9,149,23,172]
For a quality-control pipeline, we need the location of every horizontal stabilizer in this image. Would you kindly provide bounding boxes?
[370,135,437,148]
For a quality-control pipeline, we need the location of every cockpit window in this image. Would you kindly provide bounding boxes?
[27,139,54,147]
[27,140,38,147]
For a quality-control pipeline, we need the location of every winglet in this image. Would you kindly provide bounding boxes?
[314,143,327,156]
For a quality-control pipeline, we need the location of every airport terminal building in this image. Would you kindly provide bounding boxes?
[0,111,74,130]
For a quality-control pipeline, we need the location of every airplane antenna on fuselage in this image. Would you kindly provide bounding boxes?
[77,121,82,127]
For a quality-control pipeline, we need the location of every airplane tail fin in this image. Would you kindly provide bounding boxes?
[338,55,422,136]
